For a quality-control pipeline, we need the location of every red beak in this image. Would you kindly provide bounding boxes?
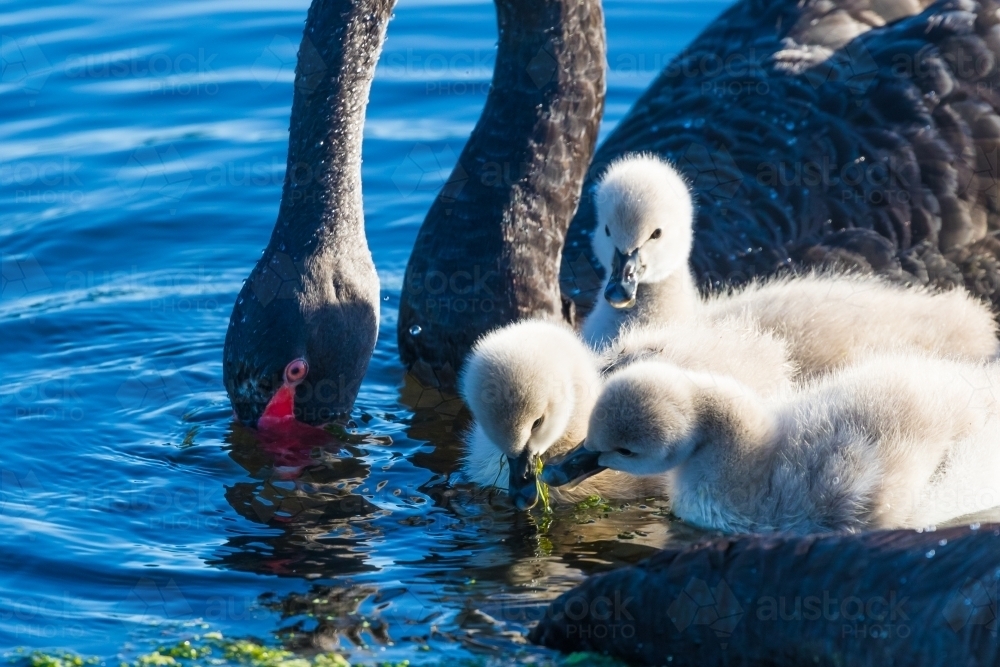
[258,383,297,429]
[254,381,333,453]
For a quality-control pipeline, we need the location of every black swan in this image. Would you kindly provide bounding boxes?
[396,0,606,387]
[400,0,1000,383]
[223,0,392,426]
[531,524,1000,665]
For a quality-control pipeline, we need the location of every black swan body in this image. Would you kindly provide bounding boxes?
[223,0,393,425]
[531,524,1000,666]
[562,0,1000,316]
[396,0,606,386]
[399,0,1000,383]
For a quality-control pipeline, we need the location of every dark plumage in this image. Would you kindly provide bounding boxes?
[223,0,390,425]
[397,0,606,387]
[562,0,1000,319]
[531,524,1000,666]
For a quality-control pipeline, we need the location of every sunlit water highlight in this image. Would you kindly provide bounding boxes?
[2,0,739,662]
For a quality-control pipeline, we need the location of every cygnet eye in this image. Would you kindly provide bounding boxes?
[650,228,662,240]
[531,416,544,431]
[604,225,610,237]
[617,447,634,457]
[284,358,308,384]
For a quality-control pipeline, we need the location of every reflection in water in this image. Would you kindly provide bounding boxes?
[212,422,381,578]
[204,377,708,661]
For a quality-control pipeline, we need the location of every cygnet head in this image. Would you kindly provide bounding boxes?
[542,361,761,488]
[460,320,597,509]
[591,154,694,309]
[585,362,700,476]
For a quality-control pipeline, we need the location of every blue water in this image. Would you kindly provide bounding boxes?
[1,1,726,662]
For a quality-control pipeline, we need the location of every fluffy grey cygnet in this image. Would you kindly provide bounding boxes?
[459,317,794,508]
[557,354,1000,534]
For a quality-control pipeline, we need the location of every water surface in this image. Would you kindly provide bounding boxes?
[1,0,727,662]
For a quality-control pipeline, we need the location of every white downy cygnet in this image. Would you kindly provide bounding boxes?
[582,154,999,375]
[583,154,698,347]
[459,319,664,509]
[459,316,795,508]
[544,354,1000,534]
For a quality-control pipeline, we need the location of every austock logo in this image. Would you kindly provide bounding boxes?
[116,144,193,213]
[1,35,51,97]
[1,254,51,300]
[392,143,468,205]
[116,364,191,415]
[678,143,743,204]
[250,251,303,307]
[667,577,744,649]
[0,469,45,517]
[252,35,329,94]
[806,39,878,96]
[943,575,999,636]
[119,578,192,624]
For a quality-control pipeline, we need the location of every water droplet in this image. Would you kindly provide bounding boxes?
[409,325,422,336]
[925,549,935,558]
[785,121,795,131]
[939,538,948,546]
[971,522,981,530]
[382,295,389,301]
[682,119,692,129]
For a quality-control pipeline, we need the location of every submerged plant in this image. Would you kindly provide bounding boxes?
[534,458,552,514]
[22,652,98,667]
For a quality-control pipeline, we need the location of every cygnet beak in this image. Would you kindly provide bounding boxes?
[508,449,539,510]
[604,248,640,309]
[540,442,605,487]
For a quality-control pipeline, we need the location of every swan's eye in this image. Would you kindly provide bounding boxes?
[617,448,634,457]
[284,358,308,384]
[650,228,662,240]
[604,225,610,237]
[531,416,544,431]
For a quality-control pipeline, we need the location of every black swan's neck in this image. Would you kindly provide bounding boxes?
[222,0,393,425]
[274,0,394,257]
[398,0,605,385]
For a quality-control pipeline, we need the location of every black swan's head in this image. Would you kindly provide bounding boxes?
[222,251,379,427]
